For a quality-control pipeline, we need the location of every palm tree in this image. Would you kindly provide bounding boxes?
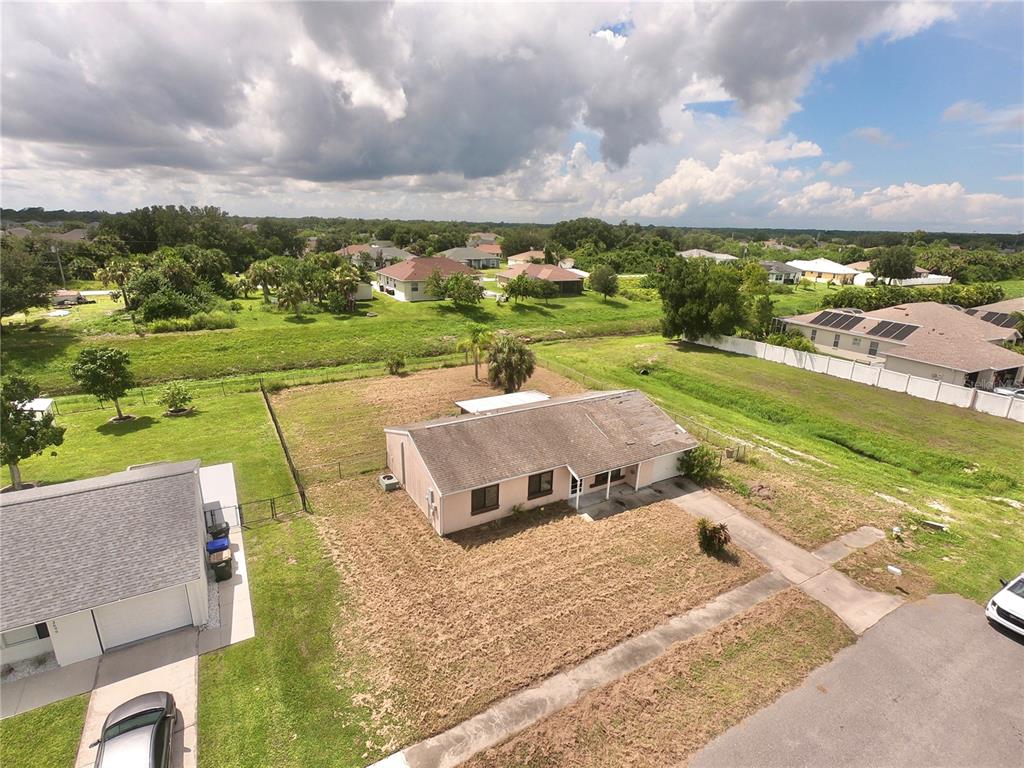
[487,334,535,393]
[457,324,494,381]
[277,281,306,318]
[1012,310,1024,334]
[96,256,137,306]
[332,263,361,312]
[246,259,276,303]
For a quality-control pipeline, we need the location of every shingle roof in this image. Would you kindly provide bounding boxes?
[786,258,859,275]
[376,256,479,281]
[498,263,584,282]
[0,460,205,631]
[386,390,698,495]
[475,243,503,255]
[785,302,1023,373]
[973,297,1024,314]
[509,250,545,263]
[439,247,500,263]
[677,249,737,262]
[760,260,803,274]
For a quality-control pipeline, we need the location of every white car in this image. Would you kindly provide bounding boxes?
[992,387,1024,399]
[986,573,1024,637]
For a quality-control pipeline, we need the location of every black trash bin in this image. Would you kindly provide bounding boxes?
[209,548,234,582]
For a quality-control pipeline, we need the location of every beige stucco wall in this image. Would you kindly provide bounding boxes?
[636,452,685,486]
[882,356,966,385]
[0,626,54,665]
[441,466,574,535]
[790,323,900,361]
[386,431,442,533]
[802,271,855,284]
[50,610,103,666]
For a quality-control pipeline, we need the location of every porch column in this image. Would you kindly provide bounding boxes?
[634,464,641,491]
[605,471,612,500]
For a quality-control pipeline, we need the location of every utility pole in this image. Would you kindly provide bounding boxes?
[50,244,66,289]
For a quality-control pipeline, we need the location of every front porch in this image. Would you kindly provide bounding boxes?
[577,477,689,521]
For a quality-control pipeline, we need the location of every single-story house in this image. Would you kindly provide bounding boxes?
[438,247,501,270]
[50,289,87,306]
[508,249,545,266]
[375,257,480,302]
[677,249,737,263]
[496,263,585,294]
[760,260,803,284]
[964,297,1024,330]
[49,228,89,243]
[338,242,414,269]
[475,243,503,257]
[467,232,499,246]
[786,258,859,284]
[0,460,237,668]
[781,302,1023,388]
[845,261,951,287]
[384,390,699,535]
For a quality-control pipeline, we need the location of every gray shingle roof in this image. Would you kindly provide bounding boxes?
[0,460,205,631]
[439,247,500,263]
[387,390,698,495]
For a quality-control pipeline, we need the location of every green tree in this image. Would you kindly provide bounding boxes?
[246,259,276,303]
[747,294,776,338]
[739,260,770,296]
[276,281,307,318]
[0,245,54,322]
[456,324,494,381]
[589,264,619,301]
[157,380,194,413]
[445,273,485,306]
[502,273,534,303]
[424,268,447,299]
[871,246,916,280]
[659,257,745,341]
[487,335,536,393]
[96,256,138,306]
[0,377,66,490]
[531,278,560,304]
[331,263,362,312]
[70,347,135,420]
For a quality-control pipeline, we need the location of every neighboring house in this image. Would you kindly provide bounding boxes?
[475,243,503,258]
[781,302,1023,388]
[496,262,585,295]
[764,239,798,252]
[0,460,237,669]
[760,260,803,285]
[241,222,258,232]
[438,246,501,270]
[677,249,737,263]
[375,257,480,302]
[964,297,1024,330]
[785,258,859,284]
[467,232,499,246]
[846,261,951,287]
[4,226,32,238]
[51,289,87,306]
[384,389,699,535]
[508,249,545,266]
[50,228,89,243]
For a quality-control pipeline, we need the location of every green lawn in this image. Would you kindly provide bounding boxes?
[0,694,89,768]
[2,291,661,392]
[537,336,1023,602]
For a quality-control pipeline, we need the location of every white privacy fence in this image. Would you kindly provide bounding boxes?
[698,335,1024,424]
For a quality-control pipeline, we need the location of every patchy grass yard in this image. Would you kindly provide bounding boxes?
[1,290,661,392]
[465,589,853,768]
[273,366,765,749]
[0,694,89,768]
[537,336,1023,602]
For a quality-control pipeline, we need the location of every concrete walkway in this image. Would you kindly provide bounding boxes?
[369,483,903,768]
[668,483,902,635]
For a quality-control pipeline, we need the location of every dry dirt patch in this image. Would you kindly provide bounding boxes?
[465,589,854,768]
[311,475,764,748]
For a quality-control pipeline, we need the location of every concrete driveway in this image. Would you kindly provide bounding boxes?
[691,594,1024,768]
[75,629,198,768]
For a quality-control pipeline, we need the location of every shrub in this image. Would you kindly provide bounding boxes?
[765,330,817,352]
[157,380,194,412]
[678,445,720,485]
[385,353,406,376]
[697,517,731,555]
[140,288,203,321]
[148,311,236,333]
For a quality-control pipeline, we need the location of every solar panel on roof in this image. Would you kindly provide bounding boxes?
[867,321,893,337]
[838,314,861,330]
[823,313,846,328]
[982,312,998,322]
[890,325,917,341]
[809,312,831,326]
[997,315,1018,329]
[877,323,909,339]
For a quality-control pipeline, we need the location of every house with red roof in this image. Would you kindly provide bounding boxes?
[496,262,584,295]
[375,257,480,302]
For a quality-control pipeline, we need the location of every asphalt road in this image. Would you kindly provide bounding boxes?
[691,593,1024,768]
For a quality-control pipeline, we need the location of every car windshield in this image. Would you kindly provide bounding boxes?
[103,709,163,741]
[1008,578,1024,598]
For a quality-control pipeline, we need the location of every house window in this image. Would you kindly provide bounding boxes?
[852,337,861,347]
[1,623,48,647]
[411,282,418,293]
[868,341,879,357]
[832,334,840,348]
[591,469,623,487]
[471,484,499,515]
[570,476,582,495]
[528,471,554,499]
[809,329,817,342]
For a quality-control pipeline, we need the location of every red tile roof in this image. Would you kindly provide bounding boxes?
[377,257,480,282]
[475,243,503,255]
[498,262,584,283]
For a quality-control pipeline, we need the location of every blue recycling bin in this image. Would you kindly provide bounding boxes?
[206,537,230,554]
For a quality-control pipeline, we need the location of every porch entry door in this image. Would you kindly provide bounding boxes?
[570,476,582,495]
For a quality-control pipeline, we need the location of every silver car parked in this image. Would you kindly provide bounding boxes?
[91,691,177,768]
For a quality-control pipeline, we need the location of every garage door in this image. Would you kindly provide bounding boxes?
[93,585,193,650]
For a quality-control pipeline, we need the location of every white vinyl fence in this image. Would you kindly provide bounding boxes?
[697,335,1024,424]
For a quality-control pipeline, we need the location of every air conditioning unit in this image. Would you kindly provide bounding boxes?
[379,473,401,491]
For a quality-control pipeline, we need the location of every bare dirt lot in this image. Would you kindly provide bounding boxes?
[273,366,766,748]
[465,589,854,768]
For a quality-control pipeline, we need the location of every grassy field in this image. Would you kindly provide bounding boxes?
[0,694,89,768]
[536,336,1023,602]
[273,367,764,752]
[466,590,853,768]
[1,290,661,392]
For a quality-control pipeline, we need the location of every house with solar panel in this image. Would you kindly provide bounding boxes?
[780,302,1023,389]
